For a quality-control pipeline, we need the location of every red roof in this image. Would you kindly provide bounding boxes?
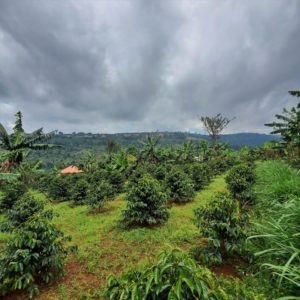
[60,166,84,174]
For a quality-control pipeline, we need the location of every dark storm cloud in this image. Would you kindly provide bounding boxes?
[0,0,299,133]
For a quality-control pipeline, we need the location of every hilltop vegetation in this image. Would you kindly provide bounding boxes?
[28,132,277,169]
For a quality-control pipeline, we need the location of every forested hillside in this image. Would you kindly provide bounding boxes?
[29,132,278,168]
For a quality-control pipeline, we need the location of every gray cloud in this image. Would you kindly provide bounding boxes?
[0,0,299,133]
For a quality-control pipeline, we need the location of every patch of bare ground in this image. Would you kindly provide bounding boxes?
[211,264,239,278]
[210,256,247,278]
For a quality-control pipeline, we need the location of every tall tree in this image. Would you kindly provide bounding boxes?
[200,113,234,146]
[0,111,57,171]
[265,90,300,156]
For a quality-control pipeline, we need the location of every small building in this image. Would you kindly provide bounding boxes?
[60,165,84,175]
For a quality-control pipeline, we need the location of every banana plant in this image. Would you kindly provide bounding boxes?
[0,112,59,171]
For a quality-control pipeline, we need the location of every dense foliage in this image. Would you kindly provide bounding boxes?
[104,249,216,300]
[105,249,262,300]
[185,163,213,191]
[0,215,73,298]
[1,193,46,231]
[265,90,300,157]
[70,178,89,206]
[88,180,115,210]
[194,192,248,263]
[0,179,26,210]
[122,174,169,226]
[225,163,256,205]
[165,166,195,203]
[48,175,72,201]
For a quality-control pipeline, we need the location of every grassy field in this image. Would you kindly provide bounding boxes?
[6,175,226,299]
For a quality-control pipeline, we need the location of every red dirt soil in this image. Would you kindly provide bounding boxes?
[211,264,239,278]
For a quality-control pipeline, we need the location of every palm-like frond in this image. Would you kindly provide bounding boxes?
[11,130,55,150]
[0,123,11,149]
[0,112,60,167]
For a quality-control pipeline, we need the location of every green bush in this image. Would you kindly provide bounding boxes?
[186,163,213,191]
[165,167,195,203]
[104,248,263,300]
[126,165,149,190]
[225,163,255,205]
[148,163,172,181]
[48,175,71,201]
[104,249,217,300]
[0,179,26,211]
[36,173,52,192]
[108,169,124,194]
[194,192,248,261]
[206,158,234,176]
[122,174,169,226]
[0,215,73,298]
[1,193,48,232]
[70,178,89,206]
[88,180,115,210]
[87,169,108,185]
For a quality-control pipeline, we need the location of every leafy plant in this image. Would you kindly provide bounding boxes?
[104,248,216,300]
[138,134,161,164]
[106,169,124,194]
[177,140,196,163]
[186,163,212,191]
[70,178,89,206]
[122,174,169,226]
[0,179,26,211]
[0,111,58,170]
[226,163,256,205]
[194,192,248,261]
[149,163,172,181]
[1,193,48,232]
[265,90,300,157]
[105,248,263,300]
[0,215,73,298]
[88,180,115,210]
[126,165,149,190]
[48,175,72,201]
[165,166,195,203]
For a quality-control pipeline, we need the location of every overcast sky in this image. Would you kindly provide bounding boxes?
[0,0,299,134]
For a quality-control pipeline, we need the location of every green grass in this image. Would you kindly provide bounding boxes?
[42,175,226,299]
[0,175,227,299]
[255,160,300,205]
[250,160,300,297]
